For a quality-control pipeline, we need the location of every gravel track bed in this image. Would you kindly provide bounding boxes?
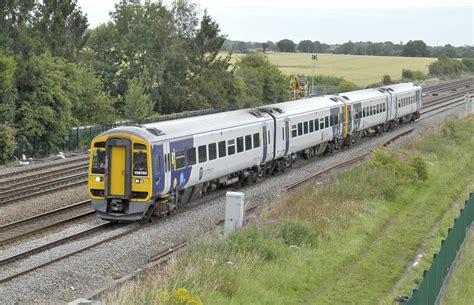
[0,214,98,250]
[0,185,89,226]
[0,104,467,304]
[0,153,88,181]
[0,217,106,260]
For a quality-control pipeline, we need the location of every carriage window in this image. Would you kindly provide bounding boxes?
[133,151,148,176]
[91,149,106,174]
[253,133,260,148]
[282,128,285,140]
[153,155,160,173]
[237,137,244,153]
[330,116,334,126]
[198,145,207,163]
[228,139,235,155]
[268,130,271,144]
[291,125,297,137]
[319,118,324,130]
[175,150,185,170]
[245,135,252,150]
[219,141,226,157]
[325,116,329,128]
[304,121,309,134]
[335,115,339,125]
[209,143,217,160]
[187,147,196,165]
[298,123,303,136]
[309,120,314,132]
[314,119,319,131]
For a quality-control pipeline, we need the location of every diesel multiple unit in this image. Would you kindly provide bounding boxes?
[88,83,422,221]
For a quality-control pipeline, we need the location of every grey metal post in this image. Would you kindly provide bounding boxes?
[224,191,244,237]
[311,54,317,96]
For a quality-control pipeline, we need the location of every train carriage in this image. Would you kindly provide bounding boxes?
[89,109,273,221]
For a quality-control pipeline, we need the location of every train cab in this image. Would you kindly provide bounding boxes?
[88,129,157,221]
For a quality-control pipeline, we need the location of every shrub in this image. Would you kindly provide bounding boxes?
[382,75,392,85]
[0,122,17,164]
[402,69,425,80]
[428,57,465,76]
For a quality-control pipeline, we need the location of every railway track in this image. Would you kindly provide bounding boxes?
[0,200,94,246]
[0,155,89,181]
[0,172,88,206]
[0,162,88,191]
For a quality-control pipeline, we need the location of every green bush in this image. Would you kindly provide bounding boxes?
[402,69,426,80]
[382,75,392,85]
[428,57,465,76]
[0,122,17,164]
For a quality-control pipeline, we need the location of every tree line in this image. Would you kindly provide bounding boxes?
[223,39,474,58]
[0,0,290,162]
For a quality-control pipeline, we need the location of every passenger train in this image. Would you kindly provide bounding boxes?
[88,83,422,221]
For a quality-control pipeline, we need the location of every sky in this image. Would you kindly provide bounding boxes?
[77,0,473,46]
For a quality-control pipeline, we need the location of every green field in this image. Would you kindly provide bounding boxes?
[228,52,436,87]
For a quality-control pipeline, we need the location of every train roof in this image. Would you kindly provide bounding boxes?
[260,95,344,117]
[337,88,386,104]
[98,108,273,143]
[380,82,422,93]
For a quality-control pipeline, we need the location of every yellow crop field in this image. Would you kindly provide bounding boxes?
[228,52,436,87]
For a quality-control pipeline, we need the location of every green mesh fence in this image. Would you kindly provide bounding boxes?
[406,192,474,305]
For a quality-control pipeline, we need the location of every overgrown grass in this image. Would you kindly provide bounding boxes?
[105,115,474,305]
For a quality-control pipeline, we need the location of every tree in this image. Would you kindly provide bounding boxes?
[297,40,315,53]
[0,122,16,163]
[402,40,429,57]
[235,53,289,107]
[15,54,73,152]
[335,41,355,55]
[124,77,154,123]
[276,39,296,52]
[0,51,17,124]
[262,42,268,52]
[35,0,89,59]
[63,64,116,125]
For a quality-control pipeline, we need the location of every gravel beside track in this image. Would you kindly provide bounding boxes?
[0,96,469,304]
[0,185,89,226]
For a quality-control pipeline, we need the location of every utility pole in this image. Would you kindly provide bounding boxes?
[311,54,318,96]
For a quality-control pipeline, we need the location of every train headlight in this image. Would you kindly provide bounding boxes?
[95,176,103,182]
[135,178,144,184]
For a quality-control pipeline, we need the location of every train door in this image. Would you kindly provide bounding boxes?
[389,92,397,120]
[385,95,390,121]
[169,138,193,193]
[284,119,290,155]
[151,144,166,196]
[162,142,171,195]
[105,137,131,199]
[262,124,268,162]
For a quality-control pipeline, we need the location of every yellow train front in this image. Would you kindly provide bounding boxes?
[88,127,157,221]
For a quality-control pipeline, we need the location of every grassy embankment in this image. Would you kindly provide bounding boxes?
[106,115,474,305]
[440,228,474,305]
[227,52,436,87]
